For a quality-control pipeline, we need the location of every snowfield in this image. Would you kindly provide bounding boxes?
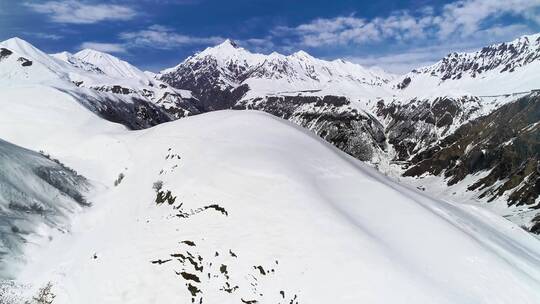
[1,85,540,303]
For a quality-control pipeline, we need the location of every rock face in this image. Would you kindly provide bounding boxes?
[377,96,483,160]
[235,95,387,161]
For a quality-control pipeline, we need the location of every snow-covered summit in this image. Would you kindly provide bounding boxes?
[74,49,150,81]
[0,37,67,72]
[158,38,395,109]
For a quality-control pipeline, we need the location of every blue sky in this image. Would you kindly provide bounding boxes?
[1,0,539,73]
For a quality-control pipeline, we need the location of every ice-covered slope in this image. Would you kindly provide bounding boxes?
[1,87,540,303]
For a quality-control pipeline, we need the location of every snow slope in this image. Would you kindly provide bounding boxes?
[1,85,540,303]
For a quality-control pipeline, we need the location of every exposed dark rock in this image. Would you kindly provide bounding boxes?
[0,48,13,61]
[178,271,201,283]
[378,96,481,160]
[17,57,32,67]
[396,76,411,89]
[58,89,173,130]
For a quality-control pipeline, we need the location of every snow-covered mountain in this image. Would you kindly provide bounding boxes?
[1,34,539,233]
[1,87,540,302]
[1,33,539,230]
[158,39,394,111]
[0,37,199,128]
[72,49,151,80]
[395,33,540,97]
[156,35,540,227]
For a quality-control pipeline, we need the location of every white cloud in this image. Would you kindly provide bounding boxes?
[80,42,127,53]
[436,0,540,38]
[236,37,276,53]
[119,25,224,49]
[24,32,63,40]
[275,0,540,47]
[25,0,137,24]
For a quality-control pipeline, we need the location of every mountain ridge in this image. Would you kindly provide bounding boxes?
[0,33,539,233]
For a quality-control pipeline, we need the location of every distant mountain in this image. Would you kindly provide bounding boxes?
[395,33,540,97]
[0,37,199,129]
[72,49,151,80]
[158,39,394,111]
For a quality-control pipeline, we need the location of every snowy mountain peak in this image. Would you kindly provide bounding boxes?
[291,50,314,60]
[51,51,73,61]
[0,37,65,71]
[194,39,265,66]
[0,37,38,54]
[220,38,240,49]
[158,39,394,107]
[74,49,147,80]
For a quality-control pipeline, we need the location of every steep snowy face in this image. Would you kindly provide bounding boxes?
[0,139,90,279]
[396,33,540,96]
[158,39,393,110]
[0,38,74,86]
[242,50,393,100]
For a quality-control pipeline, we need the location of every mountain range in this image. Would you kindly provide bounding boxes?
[0,33,539,303]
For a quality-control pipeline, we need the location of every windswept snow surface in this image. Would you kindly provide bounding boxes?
[0,138,90,279]
[1,85,540,303]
